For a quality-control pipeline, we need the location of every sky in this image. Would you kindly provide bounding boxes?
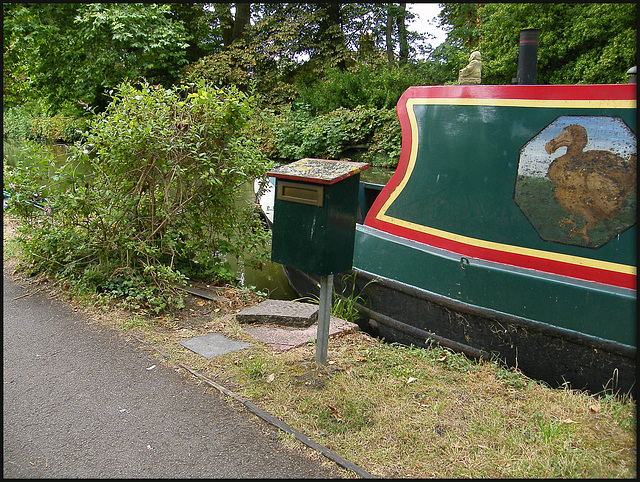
[407,3,447,48]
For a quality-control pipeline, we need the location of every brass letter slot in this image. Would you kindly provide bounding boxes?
[276,180,324,207]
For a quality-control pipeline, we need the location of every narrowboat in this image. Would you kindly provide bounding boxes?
[258,82,637,397]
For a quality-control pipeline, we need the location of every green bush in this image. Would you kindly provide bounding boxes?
[270,104,401,167]
[5,79,273,313]
[3,103,86,142]
[3,105,35,141]
[295,63,426,115]
[182,38,298,112]
[2,139,58,218]
[255,61,418,167]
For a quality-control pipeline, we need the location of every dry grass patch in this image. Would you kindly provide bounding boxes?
[184,325,636,478]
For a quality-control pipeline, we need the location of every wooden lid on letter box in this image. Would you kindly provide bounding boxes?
[268,158,370,185]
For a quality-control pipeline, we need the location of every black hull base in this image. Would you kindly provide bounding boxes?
[283,266,636,398]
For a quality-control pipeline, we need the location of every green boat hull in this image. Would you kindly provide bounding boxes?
[282,84,636,396]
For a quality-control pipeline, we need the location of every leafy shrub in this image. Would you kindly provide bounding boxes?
[270,103,401,167]
[271,103,325,160]
[3,103,86,142]
[2,139,58,218]
[5,79,273,313]
[259,60,416,167]
[363,109,403,167]
[295,62,426,115]
[3,105,35,141]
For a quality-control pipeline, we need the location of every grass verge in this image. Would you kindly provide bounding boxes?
[3,213,636,478]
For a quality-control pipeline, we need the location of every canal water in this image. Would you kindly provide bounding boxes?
[4,140,394,299]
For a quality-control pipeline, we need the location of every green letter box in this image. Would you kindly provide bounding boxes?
[268,158,369,276]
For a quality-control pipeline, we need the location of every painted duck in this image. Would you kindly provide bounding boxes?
[545,124,636,242]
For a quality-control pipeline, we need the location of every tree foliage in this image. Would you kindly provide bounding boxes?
[4,3,430,115]
[435,3,637,85]
[437,3,484,49]
[3,3,190,113]
[5,2,635,116]
[251,3,421,67]
[166,3,223,63]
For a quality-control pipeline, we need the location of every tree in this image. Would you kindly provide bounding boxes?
[3,3,190,113]
[167,3,222,63]
[3,3,29,108]
[317,3,347,69]
[386,6,394,63]
[433,3,636,85]
[250,3,426,66]
[215,2,252,47]
[396,3,409,64]
[183,4,380,107]
[479,3,637,85]
[437,3,485,49]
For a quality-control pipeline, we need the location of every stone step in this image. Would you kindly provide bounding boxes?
[236,299,318,328]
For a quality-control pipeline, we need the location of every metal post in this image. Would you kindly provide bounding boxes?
[315,274,333,366]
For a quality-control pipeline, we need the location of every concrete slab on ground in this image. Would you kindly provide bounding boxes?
[236,299,318,327]
[180,333,252,359]
[243,317,358,352]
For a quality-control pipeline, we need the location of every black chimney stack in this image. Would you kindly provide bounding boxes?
[514,29,539,84]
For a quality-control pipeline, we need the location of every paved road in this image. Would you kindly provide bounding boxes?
[3,274,341,478]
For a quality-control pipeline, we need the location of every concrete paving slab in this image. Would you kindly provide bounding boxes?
[180,333,252,359]
[236,299,318,327]
[243,317,358,352]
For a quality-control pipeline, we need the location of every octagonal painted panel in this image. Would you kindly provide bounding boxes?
[515,116,636,248]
